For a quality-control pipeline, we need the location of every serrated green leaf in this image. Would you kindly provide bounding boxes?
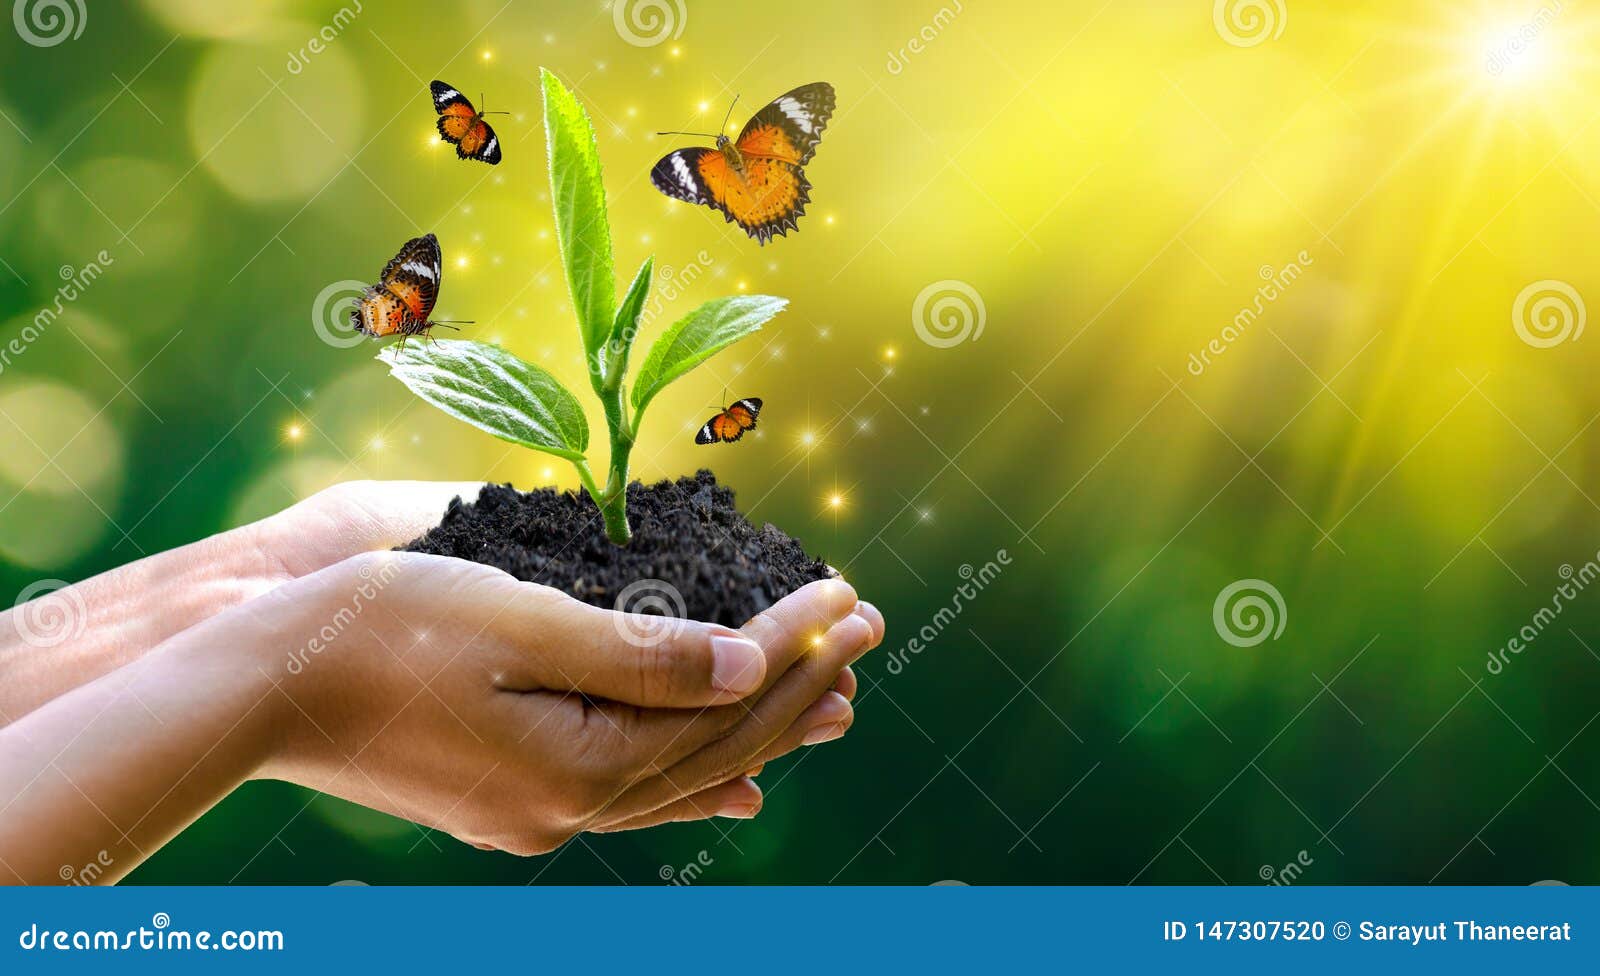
[542,68,616,361]
[378,340,588,461]
[630,295,787,415]
[601,255,653,381]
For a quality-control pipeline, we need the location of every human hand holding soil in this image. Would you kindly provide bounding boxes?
[0,482,883,883]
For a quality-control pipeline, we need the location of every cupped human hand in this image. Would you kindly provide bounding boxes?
[235,553,881,854]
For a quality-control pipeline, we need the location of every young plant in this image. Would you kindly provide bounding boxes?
[379,69,786,545]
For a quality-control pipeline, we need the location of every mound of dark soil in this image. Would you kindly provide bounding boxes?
[401,470,831,627]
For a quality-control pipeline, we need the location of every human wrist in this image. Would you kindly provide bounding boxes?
[0,525,291,723]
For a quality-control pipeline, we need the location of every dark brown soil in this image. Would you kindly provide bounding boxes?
[400,470,832,627]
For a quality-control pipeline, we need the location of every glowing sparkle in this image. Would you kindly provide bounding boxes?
[456,256,469,269]
[369,436,385,451]
[882,345,897,361]
[698,100,710,113]
[670,45,682,57]
[541,467,554,480]
[825,214,836,225]
[285,423,303,441]
[827,492,845,510]
[799,429,817,448]
[810,633,826,648]
[480,49,492,61]
[737,280,748,291]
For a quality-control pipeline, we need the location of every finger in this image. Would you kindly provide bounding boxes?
[833,666,857,700]
[496,577,858,711]
[852,601,885,650]
[262,481,488,577]
[601,612,873,822]
[747,691,855,764]
[746,763,765,776]
[740,578,859,653]
[590,776,763,833]
[491,586,768,708]
[604,602,865,778]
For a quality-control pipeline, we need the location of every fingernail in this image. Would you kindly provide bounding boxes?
[710,635,764,694]
[802,722,847,746]
[716,803,760,819]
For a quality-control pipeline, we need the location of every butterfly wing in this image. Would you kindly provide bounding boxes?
[379,233,441,324]
[737,83,834,166]
[456,120,502,164]
[695,414,720,444]
[651,147,721,207]
[351,286,409,339]
[653,148,803,245]
[726,398,763,431]
[431,82,501,164]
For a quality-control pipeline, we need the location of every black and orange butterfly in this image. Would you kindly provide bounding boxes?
[651,82,834,244]
[430,81,504,165]
[350,234,469,348]
[695,397,763,445]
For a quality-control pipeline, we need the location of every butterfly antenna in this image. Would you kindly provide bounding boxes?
[655,129,719,139]
[720,94,740,136]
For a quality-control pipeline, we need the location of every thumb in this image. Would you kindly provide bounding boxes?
[497,587,770,708]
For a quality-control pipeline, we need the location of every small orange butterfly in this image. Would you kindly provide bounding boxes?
[695,397,763,445]
[350,234,470,349]
[431,81,505,164]
[651,83,834,244]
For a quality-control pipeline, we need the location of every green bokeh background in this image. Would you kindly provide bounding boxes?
[4,0,1600,883]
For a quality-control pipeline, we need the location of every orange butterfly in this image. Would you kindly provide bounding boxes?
[651,83,834,244]
[350,234,469,349]
[695,397,763,445]
[431,81,504,164]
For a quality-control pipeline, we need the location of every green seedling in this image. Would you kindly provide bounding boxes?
[379,68,786,544]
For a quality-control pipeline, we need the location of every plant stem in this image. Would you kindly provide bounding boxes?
[590,372,635,546]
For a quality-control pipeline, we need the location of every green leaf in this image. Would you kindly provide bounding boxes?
[602,256,654,382]
[541,68,616,361]
[378,340,588,461]
[630,295,787,415]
